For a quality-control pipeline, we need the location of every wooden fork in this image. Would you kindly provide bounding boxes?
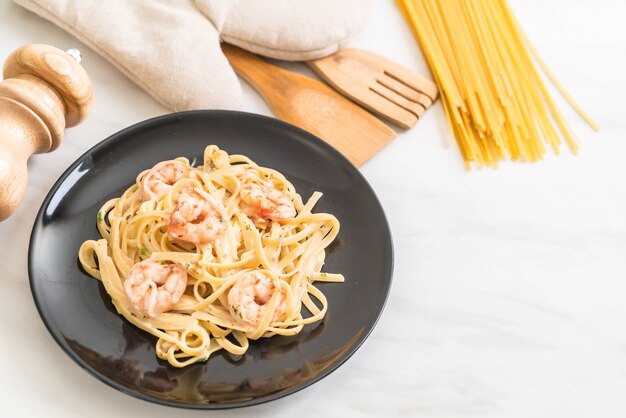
[222,43,396,167]
[308,48,439,129]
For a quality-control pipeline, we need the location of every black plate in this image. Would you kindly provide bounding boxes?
[28,110,393,409]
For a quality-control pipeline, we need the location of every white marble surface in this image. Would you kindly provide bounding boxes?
[1,0,626,416]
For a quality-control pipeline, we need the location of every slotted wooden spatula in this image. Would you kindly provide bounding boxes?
[308,48,439,129]
[222,44,396,167]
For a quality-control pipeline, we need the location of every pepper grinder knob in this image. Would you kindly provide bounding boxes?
[0,44,93,221]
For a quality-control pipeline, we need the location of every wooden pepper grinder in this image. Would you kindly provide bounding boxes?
[0,44,93,221]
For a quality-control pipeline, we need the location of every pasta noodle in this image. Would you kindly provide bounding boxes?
[78,145,343,367]
[397,0,599,168]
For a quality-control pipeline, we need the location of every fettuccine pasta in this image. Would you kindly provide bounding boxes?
[78,145,342,367]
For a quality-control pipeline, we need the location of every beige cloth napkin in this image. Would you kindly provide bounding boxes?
[14,0,371,111]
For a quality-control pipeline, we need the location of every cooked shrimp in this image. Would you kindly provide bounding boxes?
[168,188,225,244]
[227,271,287,326]
[239,172,296,227]
[124,260,188,317]
[142,160,190,200]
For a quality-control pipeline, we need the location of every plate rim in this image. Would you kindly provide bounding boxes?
[28,110,394,409]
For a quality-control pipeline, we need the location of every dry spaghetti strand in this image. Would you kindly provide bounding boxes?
[397,0,599,168]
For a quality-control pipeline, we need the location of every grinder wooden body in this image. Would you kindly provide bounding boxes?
[0,44,92,221]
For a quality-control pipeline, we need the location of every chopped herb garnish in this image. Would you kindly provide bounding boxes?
[219,218,224,223]
[140,247,147,256]
[97,211,103,223]
[321,272,327,277]
[246,224,251,231]
[126,215,131,220]
[233,307,241,318]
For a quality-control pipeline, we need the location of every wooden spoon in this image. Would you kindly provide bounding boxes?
[222,44,396,167]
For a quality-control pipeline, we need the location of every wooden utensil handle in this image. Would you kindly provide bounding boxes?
[0,44,93,221]
[221,43,288,99]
